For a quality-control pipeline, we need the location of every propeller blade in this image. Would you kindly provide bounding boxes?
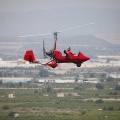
[43,41,54,59]
[43,41,47,59]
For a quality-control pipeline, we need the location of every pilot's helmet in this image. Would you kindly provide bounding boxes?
[67,46,71,51]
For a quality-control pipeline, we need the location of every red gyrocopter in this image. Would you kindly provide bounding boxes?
[19,23,93,68]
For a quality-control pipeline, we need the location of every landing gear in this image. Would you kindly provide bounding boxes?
[76,64,81,67]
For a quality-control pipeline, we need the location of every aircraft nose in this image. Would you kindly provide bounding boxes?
[79,52,90,61]
[85,56,90,61]
[82,55,90,61]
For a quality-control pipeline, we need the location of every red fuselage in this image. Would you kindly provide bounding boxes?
[53,50,90,65]
[23,49,90,68]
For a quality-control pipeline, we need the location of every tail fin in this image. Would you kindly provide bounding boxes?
[24,50,38,63]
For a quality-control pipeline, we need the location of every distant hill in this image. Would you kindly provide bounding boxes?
[0,35,114,46]
[0,34,120,60]
[95,33,120,45]
[59,35,112,46]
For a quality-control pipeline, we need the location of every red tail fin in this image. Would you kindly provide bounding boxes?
[24,50,38,63]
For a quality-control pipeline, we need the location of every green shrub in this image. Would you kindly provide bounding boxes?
[102,106,106,110]
[8,112,15,117]
[107,106,114,111]
[106,77,114,82]
[96,83,104,89]
[81,110,86,115]
[2,105,10,110]
[95,99,104,104]
[109,92,117,95]
[115,85,120,90]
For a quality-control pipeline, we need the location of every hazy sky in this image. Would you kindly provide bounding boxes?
[0,0,120,13]
[0,0,120,37]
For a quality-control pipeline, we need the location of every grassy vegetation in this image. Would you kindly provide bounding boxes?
[0,82,120,120]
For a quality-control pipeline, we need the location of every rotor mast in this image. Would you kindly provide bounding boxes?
[53,32,58,39]
[53,32,59,50]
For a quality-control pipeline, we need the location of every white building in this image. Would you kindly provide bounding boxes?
[83,78,100,83]
[0,77,32,83]
[57,93,65,97]
[39,79,75,83]
[109,73,120,78]
[8,93,15,98]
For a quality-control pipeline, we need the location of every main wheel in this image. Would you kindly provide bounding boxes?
[76,64,81,67]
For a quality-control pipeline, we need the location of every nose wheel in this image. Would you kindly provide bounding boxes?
[76,64,81,67]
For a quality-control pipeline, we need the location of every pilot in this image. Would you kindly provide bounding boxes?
[67,46,71,51]
[64,46,71,56]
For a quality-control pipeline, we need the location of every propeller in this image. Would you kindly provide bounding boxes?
[43,41,47,59]
[43,32,58,59]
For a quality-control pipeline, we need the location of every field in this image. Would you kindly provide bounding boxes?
[0,82,120,120]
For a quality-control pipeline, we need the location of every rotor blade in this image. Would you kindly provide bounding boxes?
[18,22,94,37]
[18,32,52,38]
[58,23,94,33]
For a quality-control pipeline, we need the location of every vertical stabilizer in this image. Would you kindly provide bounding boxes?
[24,50,37,63]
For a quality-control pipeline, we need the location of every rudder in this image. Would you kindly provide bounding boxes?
[24,50,36,63]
